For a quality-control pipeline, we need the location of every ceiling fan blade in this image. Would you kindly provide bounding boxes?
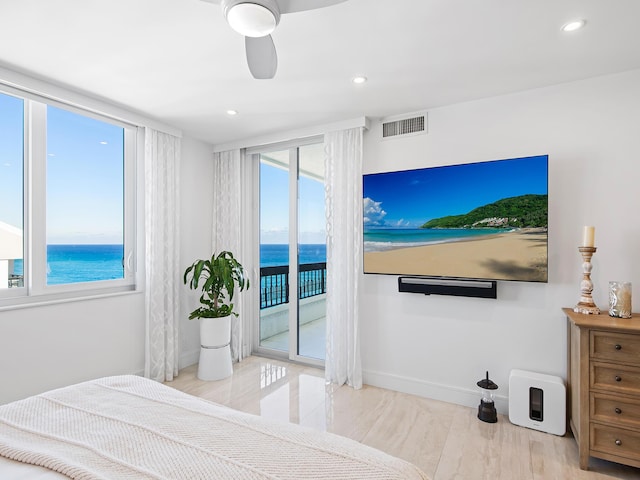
[245,35,278,79]
[276,0,348,14]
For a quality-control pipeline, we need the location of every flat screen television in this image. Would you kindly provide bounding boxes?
[363,155,548,282]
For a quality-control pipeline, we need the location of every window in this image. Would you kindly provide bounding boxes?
[0,87,138,304]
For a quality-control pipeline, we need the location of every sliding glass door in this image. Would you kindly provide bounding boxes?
[257,140,326,365]
[296,144,326,359]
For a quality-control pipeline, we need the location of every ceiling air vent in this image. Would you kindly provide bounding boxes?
[382,115,426,139]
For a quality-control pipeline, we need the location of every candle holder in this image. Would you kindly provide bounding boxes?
[574,246,600,315]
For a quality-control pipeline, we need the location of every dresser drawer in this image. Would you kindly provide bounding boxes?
[591,330,640,365]
[590,423,640,462]
[591,392,640,429]
[591,362,640,396]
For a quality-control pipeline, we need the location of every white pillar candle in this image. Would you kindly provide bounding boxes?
[582,226,595,247]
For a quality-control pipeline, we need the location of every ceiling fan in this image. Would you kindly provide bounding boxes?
[200,0,348,79]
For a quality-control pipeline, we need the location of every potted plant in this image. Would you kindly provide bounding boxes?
[183,251,250,381]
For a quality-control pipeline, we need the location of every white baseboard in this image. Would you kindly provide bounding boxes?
[363,368,509,415]
[128,349,198,379]
[170,355,511,415]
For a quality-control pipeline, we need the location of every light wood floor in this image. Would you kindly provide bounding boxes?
[166,356,640,480]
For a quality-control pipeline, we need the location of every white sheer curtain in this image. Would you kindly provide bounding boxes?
[324,127,363,389]
[144,128,181,382]
[212,149,255,363]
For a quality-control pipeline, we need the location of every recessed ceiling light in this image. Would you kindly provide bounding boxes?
[352,76,367,85]
[226,109,238,116]
[562,19,586,32]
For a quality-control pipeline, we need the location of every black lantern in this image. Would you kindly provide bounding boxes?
[477,371,498,423]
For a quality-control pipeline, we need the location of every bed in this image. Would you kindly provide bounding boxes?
[0,375,429,479]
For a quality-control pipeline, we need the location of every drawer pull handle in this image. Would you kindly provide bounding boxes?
[615,344,622,350]
[615,439,622,446]
[615,407,622,414]
[615,376,622,382]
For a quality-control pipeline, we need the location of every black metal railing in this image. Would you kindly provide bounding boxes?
[260,265,290,309]
[260,262,326,309]
[298,262,326,300]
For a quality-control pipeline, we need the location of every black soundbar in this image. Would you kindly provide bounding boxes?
[398,276,497,299]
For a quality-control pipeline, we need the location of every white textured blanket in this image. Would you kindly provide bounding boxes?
[0,375,429,479]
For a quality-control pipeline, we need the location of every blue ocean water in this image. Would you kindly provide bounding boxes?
[12,245,124,285]
[363,228,509,252]
[260,244,326,267]
[11,244,324,285]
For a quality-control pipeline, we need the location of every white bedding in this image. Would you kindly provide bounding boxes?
[0,456,68,479]
[0,375,429,479]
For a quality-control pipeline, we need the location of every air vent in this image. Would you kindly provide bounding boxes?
[382,115,425,138]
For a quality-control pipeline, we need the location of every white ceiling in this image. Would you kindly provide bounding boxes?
[1,0,639,147]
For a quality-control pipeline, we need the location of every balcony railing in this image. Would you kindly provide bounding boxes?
[8,274,23,288]
[260,262,326,309]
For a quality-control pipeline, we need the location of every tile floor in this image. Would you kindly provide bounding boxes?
[167,356,640,480]
[260,316,326,360]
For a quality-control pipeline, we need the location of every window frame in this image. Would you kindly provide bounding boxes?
[0,84,140,306]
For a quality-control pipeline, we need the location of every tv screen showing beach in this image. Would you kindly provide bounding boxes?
[363,155,548,282]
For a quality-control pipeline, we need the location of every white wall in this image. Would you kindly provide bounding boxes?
[0,294,145,404]
[0,135,213,405]
[360,69,640,413]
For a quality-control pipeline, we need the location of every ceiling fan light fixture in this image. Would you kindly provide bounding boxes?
[561,19,586,32]
[223,0,280,37]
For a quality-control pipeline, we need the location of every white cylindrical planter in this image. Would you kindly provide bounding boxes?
[198,316,233,381]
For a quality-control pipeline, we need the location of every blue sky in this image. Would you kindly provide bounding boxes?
[260,161,326,244]
[46,106,124,244]
[0,91,124,244]
[0,93,23,229]
[363,155,548,228]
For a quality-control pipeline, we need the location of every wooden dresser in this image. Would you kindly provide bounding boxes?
[565,308,640,470]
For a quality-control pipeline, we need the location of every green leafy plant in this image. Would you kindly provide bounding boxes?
[183,251,250,320]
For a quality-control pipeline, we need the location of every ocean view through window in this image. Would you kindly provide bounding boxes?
[0,85,137,303]
[12,245,124,285]
[45,105,125,285]
[260,244,326,268]
[258,143,327,362]
[259,243,326,308]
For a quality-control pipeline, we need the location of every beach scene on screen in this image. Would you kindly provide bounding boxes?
[363,155,548,282]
